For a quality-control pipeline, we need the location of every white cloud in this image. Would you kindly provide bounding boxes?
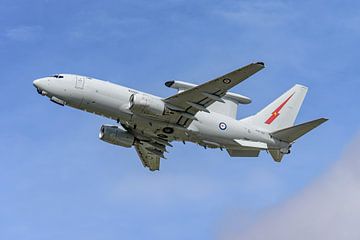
[219,134,360,240]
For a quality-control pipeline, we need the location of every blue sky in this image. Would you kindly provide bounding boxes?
[1,0,359,239]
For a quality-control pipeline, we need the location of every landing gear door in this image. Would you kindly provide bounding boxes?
[75,76,85,89]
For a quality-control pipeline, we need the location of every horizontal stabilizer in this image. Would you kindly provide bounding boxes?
[271,118,328,143]
[269,150,284,162]
[227,149,260,157]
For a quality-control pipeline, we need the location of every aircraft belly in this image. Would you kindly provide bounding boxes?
[126,115,178,142]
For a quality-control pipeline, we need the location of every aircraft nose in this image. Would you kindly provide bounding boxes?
[33,79,40,88]
[33,78,48,95]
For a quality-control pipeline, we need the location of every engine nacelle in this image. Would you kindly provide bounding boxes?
[129,93,166,116]
[99,125,134,148]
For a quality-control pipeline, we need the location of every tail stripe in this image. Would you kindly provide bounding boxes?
[265,92,295,124]
[240,84,308,132]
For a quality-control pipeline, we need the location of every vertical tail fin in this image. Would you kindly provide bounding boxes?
[242,84,308,132]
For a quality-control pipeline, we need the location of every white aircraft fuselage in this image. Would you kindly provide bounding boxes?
[33,63,327,171]
[33,74,283,148]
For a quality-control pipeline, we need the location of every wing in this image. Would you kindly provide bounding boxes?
[134,139,170,171]
[164,62,265,127]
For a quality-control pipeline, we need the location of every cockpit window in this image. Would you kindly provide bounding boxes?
[51,74,64,78]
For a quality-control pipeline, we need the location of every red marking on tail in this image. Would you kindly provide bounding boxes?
[265,93,295,124]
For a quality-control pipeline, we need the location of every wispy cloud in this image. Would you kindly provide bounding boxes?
[67,11,150,42]
[109,173,222,206]
[213,0,295,28]
[4,25,43,42]
[219,134,360,240]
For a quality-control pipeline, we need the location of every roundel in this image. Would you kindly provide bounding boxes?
[222,78,231,84]
[219,122,227,130]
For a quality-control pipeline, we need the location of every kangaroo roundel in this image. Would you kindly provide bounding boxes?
[223,78,231,84]
[219,122,227,130]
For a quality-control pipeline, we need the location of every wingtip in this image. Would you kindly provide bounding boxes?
[315,118,329,124]
[165,81,175,88]
[255,61,265,67]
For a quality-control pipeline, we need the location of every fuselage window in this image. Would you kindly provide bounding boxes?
[51,74,64,78]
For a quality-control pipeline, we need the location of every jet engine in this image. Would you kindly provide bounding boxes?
[99,125,134,148]
[129,93,166,116]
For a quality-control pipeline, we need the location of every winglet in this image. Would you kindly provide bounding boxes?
[165,80,175,88]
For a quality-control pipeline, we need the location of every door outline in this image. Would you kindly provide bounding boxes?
[75,76,85,89]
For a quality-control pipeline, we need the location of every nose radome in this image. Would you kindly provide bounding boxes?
[33,78,49,95]
[33,77,48,89]
[33,79,40,88]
